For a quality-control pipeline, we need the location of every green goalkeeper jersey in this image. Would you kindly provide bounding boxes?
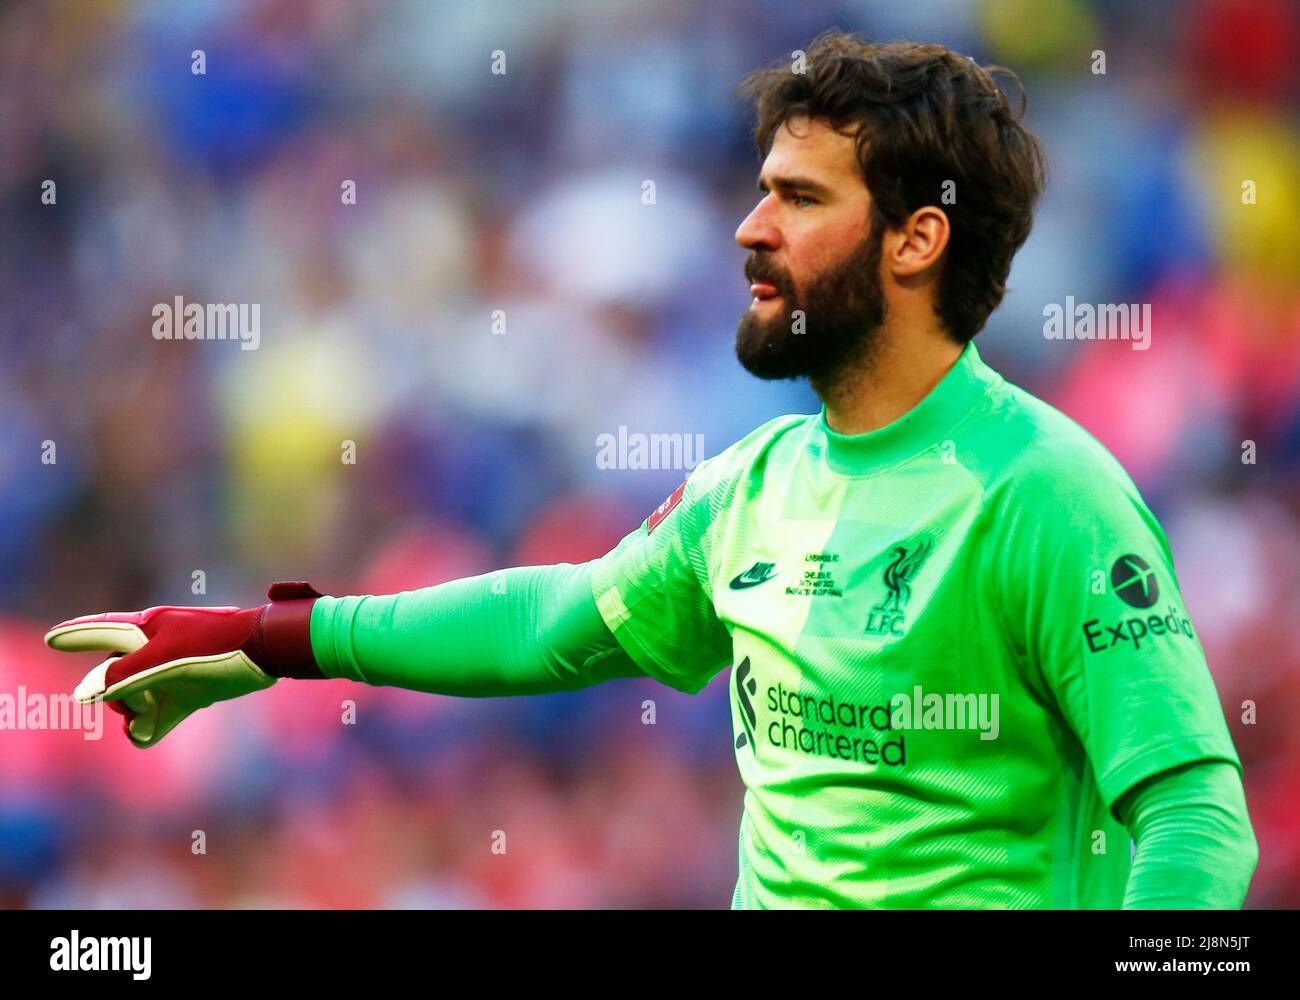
[588,340,1243,909]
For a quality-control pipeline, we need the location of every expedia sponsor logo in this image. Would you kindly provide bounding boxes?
[1111,554,1159,608]
[864,537,934,636]
[1083,603,1195,653]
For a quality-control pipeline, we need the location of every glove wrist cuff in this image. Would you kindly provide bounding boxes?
[254,581,326,679]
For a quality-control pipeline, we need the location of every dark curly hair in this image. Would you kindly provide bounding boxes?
[738,31,1047,344]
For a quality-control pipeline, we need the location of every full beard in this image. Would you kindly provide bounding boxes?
[735,217,886,385]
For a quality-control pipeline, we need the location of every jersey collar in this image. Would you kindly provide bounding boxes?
[811,340,1001,476]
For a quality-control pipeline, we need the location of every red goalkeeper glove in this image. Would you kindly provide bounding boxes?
[44,582,325,748]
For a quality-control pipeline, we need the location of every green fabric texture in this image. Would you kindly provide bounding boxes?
[1115,759,1258,909]
[310,562,642,696]
[589,340,1248,908]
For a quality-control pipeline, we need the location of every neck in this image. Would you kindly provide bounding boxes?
[813,326,964,436]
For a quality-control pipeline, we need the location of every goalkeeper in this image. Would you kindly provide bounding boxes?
[46,32,1256,909]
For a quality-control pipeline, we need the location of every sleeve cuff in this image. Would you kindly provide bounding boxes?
[1100,734,1244,822]
[592,582,707,695]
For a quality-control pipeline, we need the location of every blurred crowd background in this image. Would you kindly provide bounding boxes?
[2,0,1298,908]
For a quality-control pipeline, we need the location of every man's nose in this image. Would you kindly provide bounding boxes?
[735,198,781,251]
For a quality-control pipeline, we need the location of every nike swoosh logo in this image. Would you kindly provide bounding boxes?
[730,565,777,590]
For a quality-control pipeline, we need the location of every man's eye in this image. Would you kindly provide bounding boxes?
[791,194,817,208]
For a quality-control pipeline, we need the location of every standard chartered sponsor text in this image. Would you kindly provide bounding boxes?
[762,682,999,764]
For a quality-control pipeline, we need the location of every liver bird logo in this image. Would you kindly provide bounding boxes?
[881,537,935,610]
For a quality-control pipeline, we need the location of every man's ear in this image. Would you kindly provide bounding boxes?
[890,206,950,277]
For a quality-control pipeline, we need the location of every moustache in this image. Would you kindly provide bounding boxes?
[744,255,790,291]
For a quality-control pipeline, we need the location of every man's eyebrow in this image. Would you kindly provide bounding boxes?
[757,174,834,198]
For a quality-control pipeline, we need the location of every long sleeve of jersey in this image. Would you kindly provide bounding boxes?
[309,562,646,695]
[1116,759,1258,909]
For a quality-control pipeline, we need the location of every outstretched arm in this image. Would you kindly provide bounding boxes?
[45,561,645,747]
[48,453,739,747]
[310,561,645,695]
